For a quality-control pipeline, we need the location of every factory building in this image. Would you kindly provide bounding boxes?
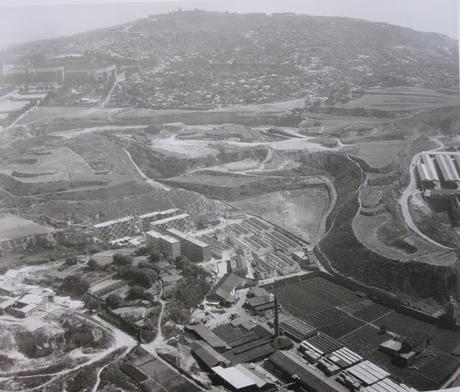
[1,63,116,86]
[2,66,65,85]
[167,228,211,262]
[94,216,138,242]
[139,208,179,232]
[145,230,181,259]
[150,213,193,233]
[93,209,191,242]
[416,152,460,226]
[416,152,460,192]
[64,64,117,84]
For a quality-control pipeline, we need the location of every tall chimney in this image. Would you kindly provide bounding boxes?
[274,296,279,338]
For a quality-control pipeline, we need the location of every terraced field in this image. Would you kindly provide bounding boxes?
[266,274,460,390]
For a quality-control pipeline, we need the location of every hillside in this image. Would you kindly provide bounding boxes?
[2,10,458,109]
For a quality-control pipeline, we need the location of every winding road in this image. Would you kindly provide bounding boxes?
[123,147,171,191]
[398,147,452,250]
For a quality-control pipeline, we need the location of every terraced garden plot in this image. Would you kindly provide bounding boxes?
[373,312,437,338]
[339,325,390,356]
[431,328,460,353]
[272,284,332,316]
[303,309,365,339]
[340,299,392,322]
[305,277,360,304]
[418,353,460,385]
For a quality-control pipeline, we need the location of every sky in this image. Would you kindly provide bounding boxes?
[0,0,458,48]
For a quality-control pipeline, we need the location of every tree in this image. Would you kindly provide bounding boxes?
[87,259,99,271]
[83,295,99,311]
[148,250,161,264]
[62,274,90,297]
[106,293,123,309]
[134,246,150,256]
[126,286,146,301]
[112,253,132,267]
[118,266,158,288]
[138,261,155,270]
[65,256,78,266]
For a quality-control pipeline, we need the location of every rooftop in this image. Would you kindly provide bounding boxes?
[167,228,209,248]
[207,273,246,304]
[139,208,179,219]
[212,365,257,390]
[185,324,230,350]
[269,350,340,392]
[94,216,134,228]
[150,213,190,226]
[145,230,180,245]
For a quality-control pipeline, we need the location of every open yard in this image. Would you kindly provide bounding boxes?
[0,216,54,241]
[343,140,409,169]
[232,187,330,242]
[0,147,102,184]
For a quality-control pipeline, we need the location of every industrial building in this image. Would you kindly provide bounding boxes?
[416,151,460,226]
[416,152,460,191]
[1,63,116,85]
[139,208,179,232]
[206,273,246,305]
[145,230,181,259]
[94,216,138,242]
[93,209,191,242]
[2,66,64,85]
[64,64,117,84]
[150,213,193,233]
[211,364,276,391]
[191,340,231,370]
[279,318,317,342]
[185,324,230,352]
[266,350,340,392]
[167,228,211,262]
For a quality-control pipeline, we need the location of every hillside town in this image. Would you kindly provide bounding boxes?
[0,5,460,392]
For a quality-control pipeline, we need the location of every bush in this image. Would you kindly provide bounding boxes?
[148,250,161,264]
[83,294,100,311]
[65,256,78,266]
[112,253,133,267]
[61,274,90,297]
[117,266,158,288]
[106,293,123,309]
[134,246,150,256]
[126,286,147,301]
[87,259,99,271]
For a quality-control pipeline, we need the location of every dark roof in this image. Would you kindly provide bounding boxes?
[207,273,245,303]
[305,333,343,354]
[247,296,273,308]
[280,318,317,341]
[224,341,275,363]
[185,325,230,350]
[191,341,231,369]
[268,350,339,392]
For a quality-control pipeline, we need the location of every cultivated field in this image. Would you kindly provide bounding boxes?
[267,274,460,390]
[338,87,459,112]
